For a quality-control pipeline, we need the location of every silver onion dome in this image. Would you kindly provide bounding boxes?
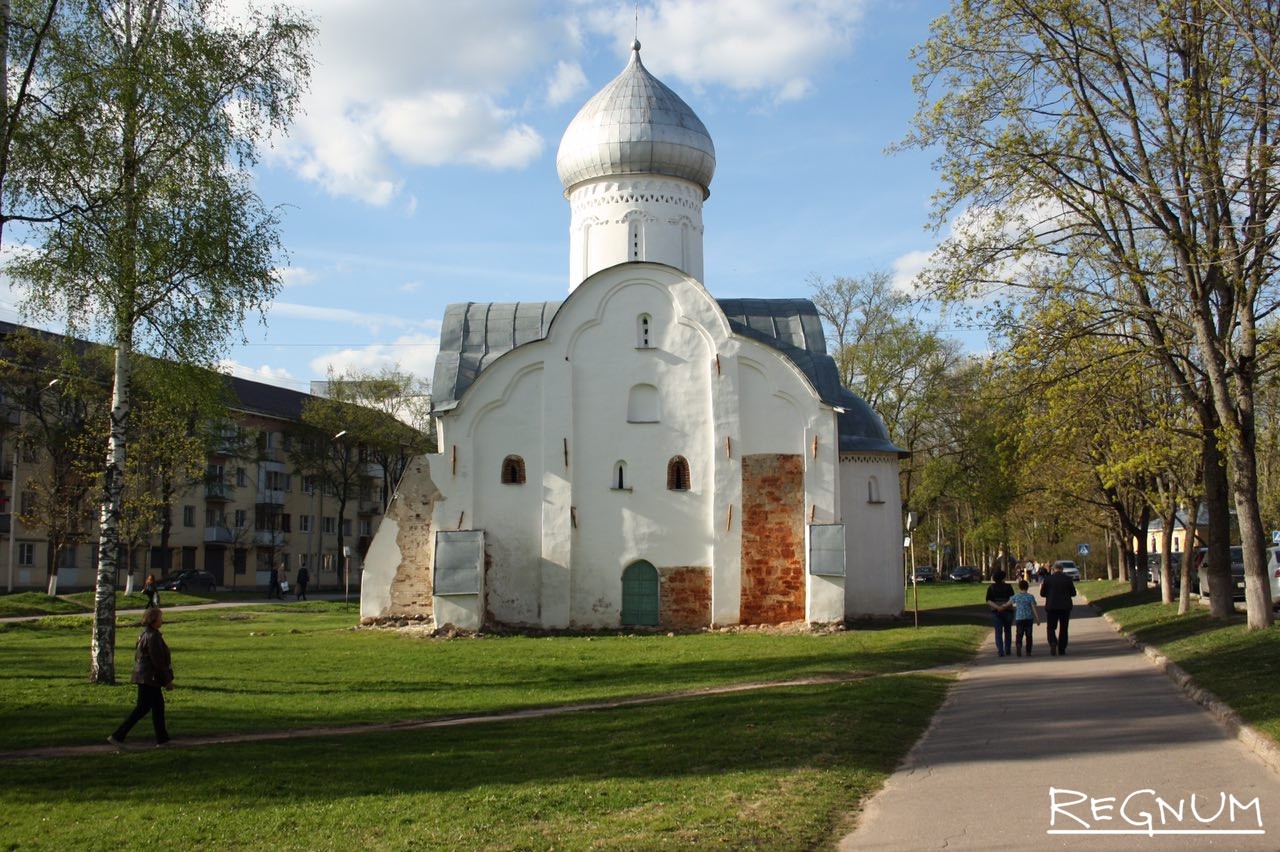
[556,40,716,198]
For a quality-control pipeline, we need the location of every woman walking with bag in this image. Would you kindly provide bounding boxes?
[108,607,175,748]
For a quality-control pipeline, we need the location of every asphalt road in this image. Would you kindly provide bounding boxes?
[842,602,1280,850]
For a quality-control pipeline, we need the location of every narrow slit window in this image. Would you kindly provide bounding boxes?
[867,476,882,504]
[667,456,690,491]
[613,461,629,490]
[501,455,526,485]
[637,313,652,348]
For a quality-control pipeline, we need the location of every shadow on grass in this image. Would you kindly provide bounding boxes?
[1,676,951,800]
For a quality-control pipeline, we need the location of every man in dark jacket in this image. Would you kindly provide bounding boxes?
[108,607,175,747]
[1040,563,1078,656]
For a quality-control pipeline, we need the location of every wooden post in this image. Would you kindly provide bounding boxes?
[726,504,733,532]
[725,436,732,459]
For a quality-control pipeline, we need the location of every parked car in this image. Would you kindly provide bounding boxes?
[1269,547,1280,610]
[157,569,217,593]
[1193,546,1245,600]
[1051,560,1081,581]
[1147,552,1183,585]
[911,566,937,583]
[949,565,981,583]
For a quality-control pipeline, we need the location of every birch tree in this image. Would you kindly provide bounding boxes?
[6,0,313,682]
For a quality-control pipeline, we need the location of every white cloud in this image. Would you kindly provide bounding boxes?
[891,249,932,295]
[218,358,301,388]
[309,332,441,386]
[546,60,588,106]
[271,0,562,205]
[268,301,410,335]
[373,93,543,169]
[277,266,317,288]
[271,1,868,204]
[583,0,866,100]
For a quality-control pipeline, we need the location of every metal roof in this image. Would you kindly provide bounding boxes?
[555,40,716,197]
[430,298,903,455]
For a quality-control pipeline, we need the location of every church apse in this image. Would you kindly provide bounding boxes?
[739,453,806,623]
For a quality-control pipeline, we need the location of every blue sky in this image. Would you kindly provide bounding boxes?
[9,0,965,394]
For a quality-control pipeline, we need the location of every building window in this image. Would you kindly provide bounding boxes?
[342,519,351,536]
[627,383,660,423]
[281,514,292,533]
[359,518,372,536]
[300,515,312,533]
[323,516,336,534]
[612,460,629,491]
[183,505,195,527]
[233,509,247,529]
[637,313,653,348]
[205,508,218,526]
[17,542,33,566]
[501,455,526,484]
[867,476,883,504]
[19,491,34,516]
[236,467,247,487]
[667,456,690,491]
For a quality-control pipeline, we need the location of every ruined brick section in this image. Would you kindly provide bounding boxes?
[658,566,711,628]
[739,453,805,624]
[387,459,441,621]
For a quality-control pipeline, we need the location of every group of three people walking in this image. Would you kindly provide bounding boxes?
[986,562,1077,657]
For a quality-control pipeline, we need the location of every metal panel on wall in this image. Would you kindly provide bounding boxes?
[809,523,846,577]
[434,530,484,595]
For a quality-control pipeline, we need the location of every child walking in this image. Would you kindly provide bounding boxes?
[1010,579,1040,657]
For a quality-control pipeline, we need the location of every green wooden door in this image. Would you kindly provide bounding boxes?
[621,561,659,626]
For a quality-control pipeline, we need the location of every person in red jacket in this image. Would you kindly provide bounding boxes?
[108,607,175,747]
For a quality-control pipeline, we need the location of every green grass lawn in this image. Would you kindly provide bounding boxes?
[1089,582,1280,743]
[0,590,990,849]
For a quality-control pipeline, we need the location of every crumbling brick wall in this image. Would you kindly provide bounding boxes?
[386,458,440,620]
[739,453,805,624]
[658,566,711,628]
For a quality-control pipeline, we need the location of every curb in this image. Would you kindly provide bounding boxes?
[1097,607,1280,777]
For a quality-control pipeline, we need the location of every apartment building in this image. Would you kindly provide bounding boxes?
[0,323,387,593]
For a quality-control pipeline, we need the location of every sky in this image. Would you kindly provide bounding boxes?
[5,0,964,395]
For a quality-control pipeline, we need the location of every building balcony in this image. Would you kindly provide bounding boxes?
[253,530,285,548]
[205,481,235,502]
[256,488,286,507]
[204,525,235,544]
[358,498,383,516]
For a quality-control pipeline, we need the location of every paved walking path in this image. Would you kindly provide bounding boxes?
[841,601,1280,850]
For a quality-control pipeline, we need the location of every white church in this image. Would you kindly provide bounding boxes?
[360,41,905,630]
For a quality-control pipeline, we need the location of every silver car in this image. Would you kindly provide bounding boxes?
[1052,560,1082,581]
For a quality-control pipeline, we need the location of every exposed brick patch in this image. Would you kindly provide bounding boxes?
[740,453,805,624]
[386,459,439,621]
[658,566,711,628]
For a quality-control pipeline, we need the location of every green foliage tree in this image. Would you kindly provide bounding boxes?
[902,0,1279,626]
[4,0,314,682]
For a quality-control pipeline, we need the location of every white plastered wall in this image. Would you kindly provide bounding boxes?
[840,454,904,617]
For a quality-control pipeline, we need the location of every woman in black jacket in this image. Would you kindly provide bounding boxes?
[108,607,175,747]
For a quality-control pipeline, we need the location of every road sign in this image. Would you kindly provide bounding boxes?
[1273,530,1280,544]
[1078,543,1091,556]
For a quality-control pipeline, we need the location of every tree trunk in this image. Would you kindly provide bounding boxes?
[1230,452,1274,627]
[1202,435,1234,618]
[90,340,130,684]
[1160,506,1176,605]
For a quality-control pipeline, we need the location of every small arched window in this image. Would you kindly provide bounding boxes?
[501,455,526,485]
[867,476,882,504]
[613,460,629,490]
[637,313,653,348]
[667,456,690,491]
